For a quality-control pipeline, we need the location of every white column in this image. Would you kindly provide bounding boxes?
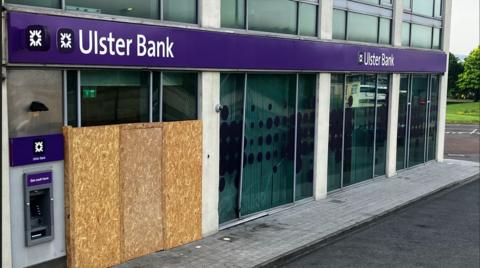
[199,72,220,236]
[386,74,400,177]
[314,73,331,200]
[436,0,452,162]
[2,67,12,268]
[199,0,221,28]
[392,0,403,47]
[319,0,333,39]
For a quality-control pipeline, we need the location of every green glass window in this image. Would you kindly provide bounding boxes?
[403,0,411,9]
[408,75,428,167]
[248,0,297,35]
[328,74,344,191]
[374,75,389,176]
[333,9,347,40]
[402,22,411,46]
[412,0,434,17]
[295,74,317,200]
[411,24,432,49]
[80,70,150,126]
[347,13,378,43]
[162,72,198,122]
[298,3,317,36]
[397,75,409,170]
[163,0,197,24]
[221,0,245,29]
[432,28,441,49]
[379,18,391,44]
[66,0,160,19]
[219,73,245,224]
[67,71,78,126]
[5,0,60,8]
[434,0,442,17]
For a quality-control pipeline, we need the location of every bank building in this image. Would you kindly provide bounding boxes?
[1,0,451,267]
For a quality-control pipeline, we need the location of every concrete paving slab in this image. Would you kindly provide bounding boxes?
[116,159,479,268]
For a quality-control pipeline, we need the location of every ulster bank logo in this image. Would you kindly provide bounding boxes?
[26,25,50,51]
[57,28,74,53]
[357,52,364,65]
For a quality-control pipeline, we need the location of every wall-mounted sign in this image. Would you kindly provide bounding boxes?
[8,11,447,73]
[9,133,64,167]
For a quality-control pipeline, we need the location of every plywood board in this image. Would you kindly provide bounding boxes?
[162,121,203,249]
[64,126,122,268]
[120,125,164,261]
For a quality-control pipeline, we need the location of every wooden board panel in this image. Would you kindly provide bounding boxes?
[120,125,164,261]
[161,121,203,249]
[64,126,122,268]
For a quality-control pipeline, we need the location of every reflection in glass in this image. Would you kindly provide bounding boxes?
[374,75,389,176]
[347,12,378,43]
[333,9,347,40]
[241,74,296,216]
[80,70,149,126]
[295,74,316,200]
[298,3,317,36]
[221,0,245,28]
[402,22,411,47]
[67,71,78,127]
[66,0,159,19]
[248,0,297,34]
[163,0,197,23]
[219,73,245,223]
[328,74,344,191]
[6,0,60,8]
[427,76,439,161]
[379,18,391,44]
[408,75,428,167]
[412,0,434,17]
[397,75,409,170]
[411,24,432,49]
[162,72,198,122]
[343,74,376,186]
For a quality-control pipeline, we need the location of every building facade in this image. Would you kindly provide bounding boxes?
[1,0,451,267]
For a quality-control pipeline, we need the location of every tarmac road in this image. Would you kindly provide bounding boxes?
[445,124,480,162]
[282,178,480,268]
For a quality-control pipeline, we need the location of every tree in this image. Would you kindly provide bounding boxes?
[447,53,464,98]
[457,47,480,100]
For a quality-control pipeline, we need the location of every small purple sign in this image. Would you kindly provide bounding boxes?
[7,11,447,73]
[26,171,53,187]
[9,133,64,167]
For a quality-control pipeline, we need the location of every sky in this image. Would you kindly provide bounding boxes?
[450,0,480,56]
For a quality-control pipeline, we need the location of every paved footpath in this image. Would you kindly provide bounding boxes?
[117,159,479,268]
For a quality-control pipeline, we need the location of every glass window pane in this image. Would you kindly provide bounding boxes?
[162,72,198,122]
[296,74,316,200]
[163,0,197,23]
[432,28,441,49]
[412,0,434,17]
[362,0,380,4]
[411,24,432,49]
[80,70,150,126]
[219,73,245,224]
[379,18,391,44]
[67,71,78,127]
[248,0,297,35]
[221,0,245,29]
[374,74,389,176]
[343,74,376,186]
[397,74,409,170]
[408,75,428,167]
[5,0,60,8]
[298,3,317,37]
[152,73,161,122]
[434,0,442,17]
[402,22,411,46]
[66,0,159,19]
[427,76,439,161]
[328,74,344,191]
[333,9,346,40]
[347,12,378,43]
[403,0,411,9]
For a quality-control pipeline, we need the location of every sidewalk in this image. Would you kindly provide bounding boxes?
[117,159,479,268]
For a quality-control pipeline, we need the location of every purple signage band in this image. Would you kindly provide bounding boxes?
[10,133,64,167]
[26,171,53,187]
[8,11,447,73]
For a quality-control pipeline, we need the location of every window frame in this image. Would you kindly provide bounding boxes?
[64,69,199,127]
